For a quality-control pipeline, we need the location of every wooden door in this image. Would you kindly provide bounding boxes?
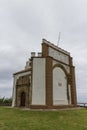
[21,92,26,106]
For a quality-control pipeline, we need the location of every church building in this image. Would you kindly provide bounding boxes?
[12,39,77,109]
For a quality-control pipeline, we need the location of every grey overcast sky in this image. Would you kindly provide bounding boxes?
[0,0,87,102]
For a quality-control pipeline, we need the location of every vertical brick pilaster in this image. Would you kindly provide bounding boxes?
[46,57,53,107]
[42,43,48,57]
[69,57,77,106]
[71,67,77,105]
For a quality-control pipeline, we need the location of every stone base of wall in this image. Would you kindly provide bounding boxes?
[30,104,77,109]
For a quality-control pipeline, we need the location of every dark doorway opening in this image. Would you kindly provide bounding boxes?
[21,92,26,107]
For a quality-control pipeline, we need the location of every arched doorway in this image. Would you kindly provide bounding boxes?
[21,92,26,107]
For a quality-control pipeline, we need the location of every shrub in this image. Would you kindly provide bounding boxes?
[0,97,12,106]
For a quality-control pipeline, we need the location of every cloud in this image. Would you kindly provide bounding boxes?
[0,0,87,102]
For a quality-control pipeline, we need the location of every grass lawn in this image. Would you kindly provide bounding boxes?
[0,107,87,130]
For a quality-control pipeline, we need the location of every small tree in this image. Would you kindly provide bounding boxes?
[0,97,12,106]
[4,98,12,103]
[0,97,5,103]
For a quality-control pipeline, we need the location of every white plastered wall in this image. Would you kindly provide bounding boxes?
[53,60,70,73]
[12,71,31,107]
[53,67,68,105]
[49,47,69,64]
[32,58,46,105]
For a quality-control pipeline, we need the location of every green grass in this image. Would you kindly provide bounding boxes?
[0,107,87,130]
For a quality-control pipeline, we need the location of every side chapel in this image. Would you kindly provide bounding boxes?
[12,39,77,109]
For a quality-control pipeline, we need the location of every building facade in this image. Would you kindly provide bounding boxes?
[12,39,77,109]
